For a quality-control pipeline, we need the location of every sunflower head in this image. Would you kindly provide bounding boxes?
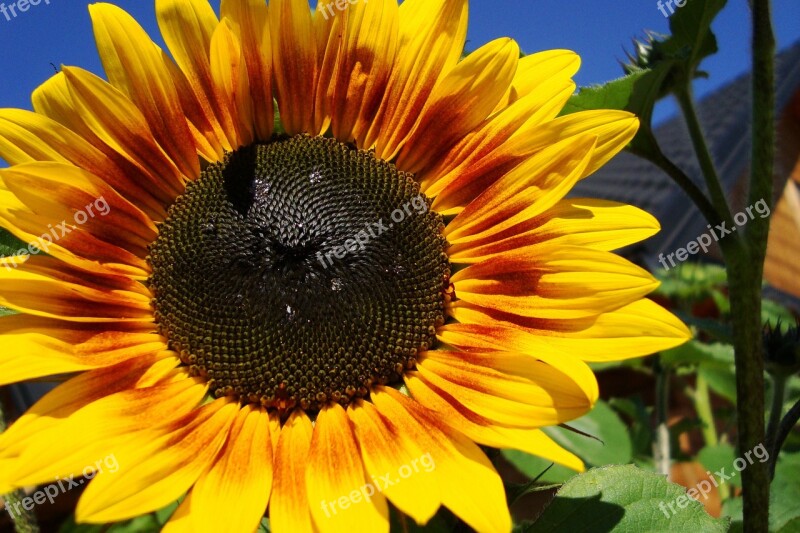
[148,135,450,412]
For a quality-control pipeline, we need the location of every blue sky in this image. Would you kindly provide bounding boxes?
[0,1,798,126]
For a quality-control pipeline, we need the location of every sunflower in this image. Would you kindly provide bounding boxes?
[0,0,690,531]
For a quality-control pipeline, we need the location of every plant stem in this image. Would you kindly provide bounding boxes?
[765,375,787,456]
[0,401,39,533]
[730,1,776,531]
[728,257,769,533]
[674,88,736,228]
[693,373,730,500]
[694,372,718,448]
[653,357,671,478]
[635,146,724,228]
[769,397,800,478]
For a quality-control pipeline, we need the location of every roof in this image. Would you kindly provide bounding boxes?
[570,41,800,275]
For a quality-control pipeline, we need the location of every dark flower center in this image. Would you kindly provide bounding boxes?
[148,135,449,412]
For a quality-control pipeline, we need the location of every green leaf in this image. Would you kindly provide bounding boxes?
[561,0,727,162]
[721,452,800,532]
[677,313,733,344]
[560,71,646,116]
[761,298,796,327]
[770,452,800,532]
[0,227,25,256]
[503,449,577,485]
[721,497,743,532]
[697,443,741,489]
[698,365,737,403]
[661,341,734,369]
[661,0,727,76]
[608,397,654,458]
[0,228,24,317]
[548,401,633,466]
[503,400,633,484]
[523,465,728,532]
[654,262,728,301]
[155,501,180,525]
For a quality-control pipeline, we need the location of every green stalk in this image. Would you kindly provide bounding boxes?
[728,258,769,532]
[0,401,39,533]
[693,373,731,500]
[633,146,723,228]
[653,357,671,478]
[731,1,776,530]
[694,372,719,447]
[674,88,736,228]
[769,397,800,478]
[765,375,787,456]
[638,2,775,529]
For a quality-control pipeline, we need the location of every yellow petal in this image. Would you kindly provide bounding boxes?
[0,255,153,322]
[89,3,201,179]
[10,376,207,490]
[492,49,581,112]
[450,244,660,319]
[447,198,660,263]
[0,316,166,385]
[0,353,179,460]
[220,0,273,140]
[347,400,440,525]
[396,38,520,174]
[1,160,157,243]
[371,387,511,533]
[422,78,575,202]
[156,0,236,152]
[76,399,238,523]
[364,0,468,158]
[61,67,186,198]
[404,373,585,471]
[307,403,389,533]
[444,135,597,244]
[514,110,640,179]
[270,0,318,135]
[168,406,274,532]
[270,410,314,533]
[0,199,148,279]
[412,350,595,427]
[210,19,254,145]
[323,0,399,143]
[448,298,692,362]
[0,112,163,222]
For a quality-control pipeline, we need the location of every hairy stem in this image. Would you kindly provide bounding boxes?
[675,88,735,228]
[731,0,776,530]
[635,146,724,228]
